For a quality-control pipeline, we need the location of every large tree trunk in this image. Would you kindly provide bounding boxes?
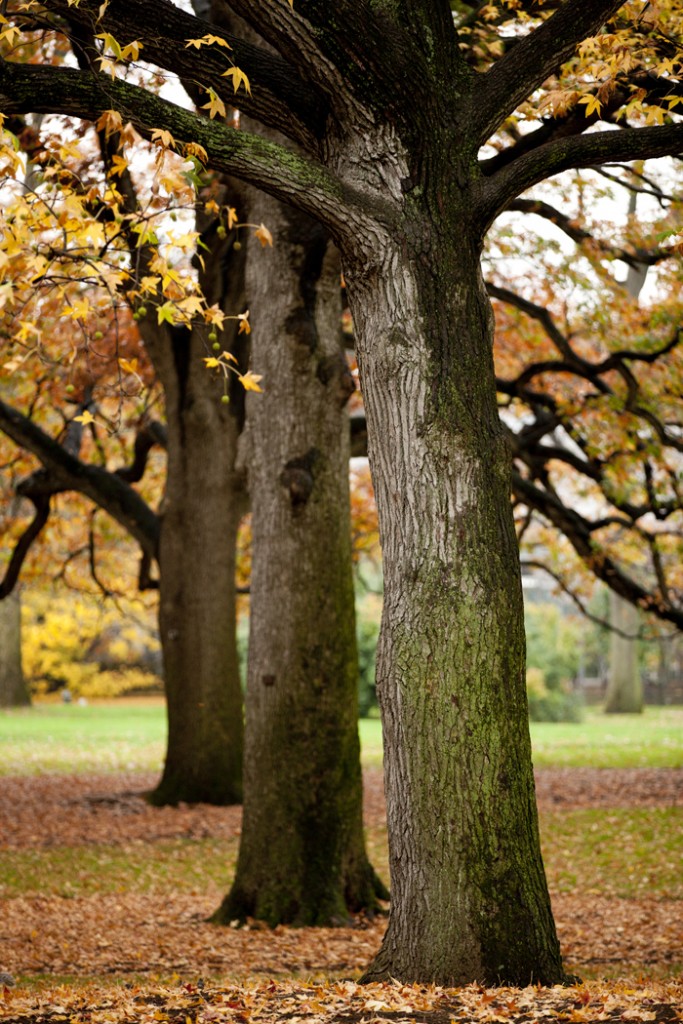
[213,185,386,925]
[604,592,643,714]
[0,590,30,707]
[338,172,566,984]
[149,229,248,807]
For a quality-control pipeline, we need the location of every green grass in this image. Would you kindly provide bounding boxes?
[361,707,683,769]
[0,838,235,899]
[1,702,682,776]
[1,807,680,903]
[541,807,683,899]
[530,706,683,768]
[0,701,166,775]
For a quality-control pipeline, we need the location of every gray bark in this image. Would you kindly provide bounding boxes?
[0,591,30,707]
[214,170,385,924]
[605,591,643,714]
[604,205,645,716]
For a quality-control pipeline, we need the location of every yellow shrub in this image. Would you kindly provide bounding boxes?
[22,590,162,699]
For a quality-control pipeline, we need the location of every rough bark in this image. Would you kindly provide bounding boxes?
[148,233,249,807]
[316,100,568,982]
[213,174,386,924]
[10,0,665,983]
[150,369,247,806]
[0,591,30,708]
[604,592,643,714]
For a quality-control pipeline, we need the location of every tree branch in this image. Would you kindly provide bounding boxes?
[507,197,675,267]
[512,470,683,628]
[0,59,380,239]
[0,491,50,598]
[476,0,625,144]
[41,0,326,146]
[0,399,159,558]
[480,122,683,228]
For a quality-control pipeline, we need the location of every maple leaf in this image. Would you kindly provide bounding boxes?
[73,410,96,425]
[201,89,227,120]
[240,370,263,392]
[156,301,177,325]
[96,109,123,139]
[221,67,251,96]
[150,128,176,150]
[185,33,232,49]
[254,223,273,248]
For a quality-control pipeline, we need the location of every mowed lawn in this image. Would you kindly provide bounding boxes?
[1,699,682,774]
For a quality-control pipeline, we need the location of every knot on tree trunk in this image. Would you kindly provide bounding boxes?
[280,448,319,511]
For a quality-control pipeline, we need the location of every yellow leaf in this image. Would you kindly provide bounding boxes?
[157,301,176,324]
[120,39,143,62]
[204,357,221,368]
[221,66,251,95]
[96,31,122,60]
[238,310,251,334]
[578,94,602,117]
[240,370,263,393]
[150,127,176,149]
[205,305,227,328]
[184,141,208,164]
[74,410,96,425]
[185,33,231,49]
[201,89,227,120]
[254,222,273,247]
[96,108,123,139]
[227,206,238,230]
[108,154,129,177]
[118,357,139,374]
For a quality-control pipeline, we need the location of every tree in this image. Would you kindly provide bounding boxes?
[0,112,249,806]
[0,589,30,707]
[3,0,683,986]
[213,155,386,927]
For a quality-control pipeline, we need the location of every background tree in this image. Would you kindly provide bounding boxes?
[0,103,250,805]
[0,589,29,707]
[2,0,683,987]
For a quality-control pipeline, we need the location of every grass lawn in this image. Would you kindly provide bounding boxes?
[358,706,683,769]
[1,701,682,774]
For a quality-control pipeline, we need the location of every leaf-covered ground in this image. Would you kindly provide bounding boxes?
[1,767,681,1023]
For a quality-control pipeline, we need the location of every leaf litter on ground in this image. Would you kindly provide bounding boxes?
[1,768,682,1023]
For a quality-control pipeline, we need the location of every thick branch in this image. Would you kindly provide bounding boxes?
[0,399,159,558]
[0,60,376,238]
[476,0,624,144]
[480,123,683,227]
[42,0,326,145]
[0,492,50,598]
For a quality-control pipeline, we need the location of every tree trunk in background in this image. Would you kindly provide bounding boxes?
[604,216,645,717]
[604,592,643,714]
[0,590,30,707]
[149,227,248,807]
[213,184,386,925]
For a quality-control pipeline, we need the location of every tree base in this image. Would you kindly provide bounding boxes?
[147,769,242,807]
[212,865,388,928]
